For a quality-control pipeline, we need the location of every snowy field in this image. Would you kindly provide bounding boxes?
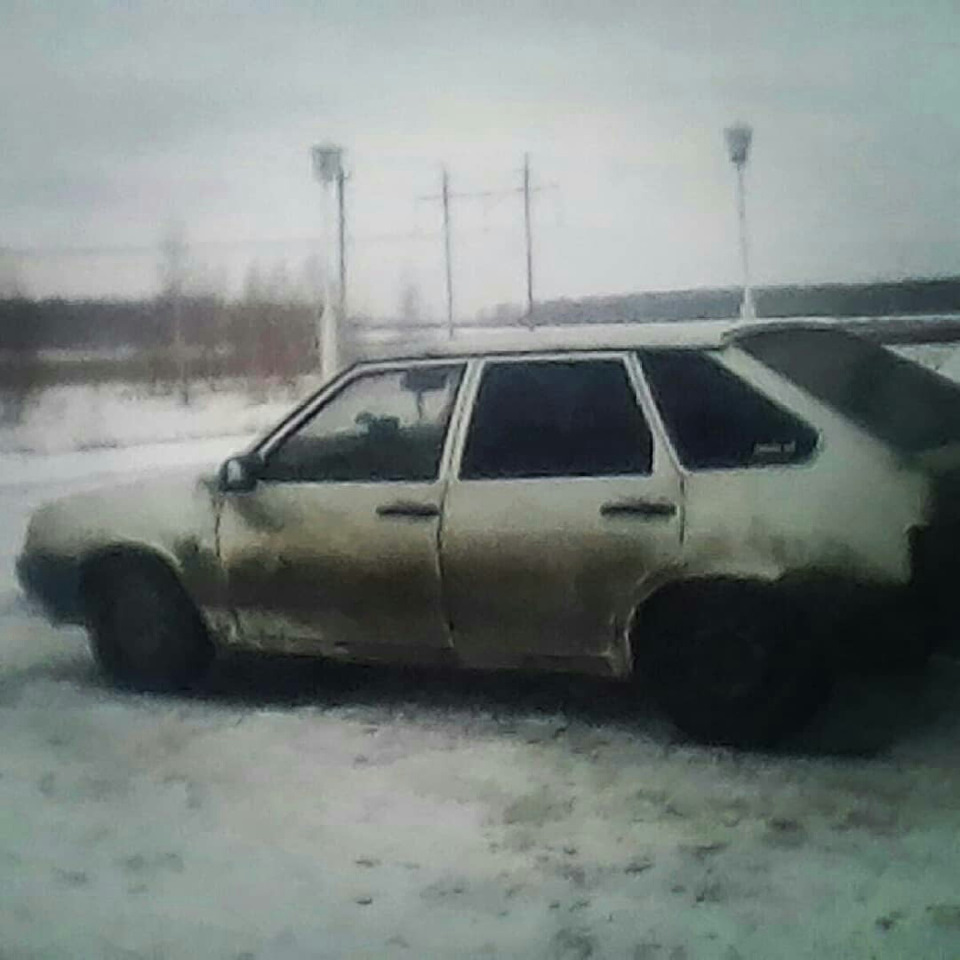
[0,378,320,456]
[3,346,960,958]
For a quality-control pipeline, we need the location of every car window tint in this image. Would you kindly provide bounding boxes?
[639,349,818,470]
[460,359,653,480]
[262,364,464,482]
[739,327,960,454]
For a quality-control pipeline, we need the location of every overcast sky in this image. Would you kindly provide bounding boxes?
[2,0,958,317]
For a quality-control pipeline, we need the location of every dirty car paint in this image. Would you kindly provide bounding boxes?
[17,325,960,683]
[217,479,453,660]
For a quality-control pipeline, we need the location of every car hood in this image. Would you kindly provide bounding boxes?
[22,469,221,567]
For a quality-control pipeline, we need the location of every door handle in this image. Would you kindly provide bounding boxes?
[600,498,677,519]
[376,500,441,519]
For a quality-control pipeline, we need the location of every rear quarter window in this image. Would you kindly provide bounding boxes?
[638,349,819,471]
[739,328,960,455]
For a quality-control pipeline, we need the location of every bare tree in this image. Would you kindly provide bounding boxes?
[0,296,43,427]
[156,222,191,404]
[398,277,424,324]
[0,249,40,426]
[0,247,26,298]
[186,261,229,389]
[297,252,327,370]
[238,261,267,398]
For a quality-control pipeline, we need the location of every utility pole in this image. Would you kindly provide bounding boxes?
[418,158,557,332]
[312,143,348,379]
[442,167,454,337]
[337,163,347,327]
[724,123,755,322]
[160,224,190,405]
[522,153,534,327]
[421,166,508,337]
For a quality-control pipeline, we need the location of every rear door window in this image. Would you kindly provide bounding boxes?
[639,349,818,470]
[460,358,653,479]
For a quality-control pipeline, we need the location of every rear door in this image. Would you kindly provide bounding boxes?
[440,353,684,674]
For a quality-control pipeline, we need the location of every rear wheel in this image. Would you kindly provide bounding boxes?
[85,556,212,691]
[635,581,830,747]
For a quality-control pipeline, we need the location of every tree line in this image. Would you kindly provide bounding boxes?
[0,292,316,368]
[4,273,960,424]
[0,279,321,424]
[524,276,960,326]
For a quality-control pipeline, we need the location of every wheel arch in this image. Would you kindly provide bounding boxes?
[77,542,211,637]
[621,572,788,678]
[622,568,892,679]
[624,573,833,745]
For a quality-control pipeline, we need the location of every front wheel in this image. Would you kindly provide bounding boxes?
[85,557,212,691]
[635,581,830,747]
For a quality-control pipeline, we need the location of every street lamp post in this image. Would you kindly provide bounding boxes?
[311,143,347,380]
[724,122,756,322]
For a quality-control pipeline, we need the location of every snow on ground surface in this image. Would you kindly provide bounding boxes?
[2,343,960,958]
[0,377,322,456]
[4,443,960,958]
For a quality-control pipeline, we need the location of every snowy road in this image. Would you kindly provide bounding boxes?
[3,443,960,959]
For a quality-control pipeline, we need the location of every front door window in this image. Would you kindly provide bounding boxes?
[262,364,464,483]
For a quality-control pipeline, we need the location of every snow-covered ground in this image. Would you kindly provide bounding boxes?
[0,377,321,456]
[3,348,960,958]
[4,442,960,958]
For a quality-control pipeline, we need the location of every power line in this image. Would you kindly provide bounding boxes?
[4,220,571,261]
[418,169,522,335]
[4,161,561,268]
[442,168,454,336]
[4,230,438,259]
[417,156,559,331]
[523,153,534,325]
[518,155,560,326]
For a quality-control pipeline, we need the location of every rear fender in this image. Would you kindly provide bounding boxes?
[614,566,778,678]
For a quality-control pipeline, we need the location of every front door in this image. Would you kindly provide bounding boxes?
[440,355,683,674]
[218,362,465,663]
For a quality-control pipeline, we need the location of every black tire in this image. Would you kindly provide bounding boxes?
[857,598,939,675]
[635,581,831,747]
[85,556,213,691]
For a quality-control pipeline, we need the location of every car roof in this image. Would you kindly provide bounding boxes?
[354,317,844,363]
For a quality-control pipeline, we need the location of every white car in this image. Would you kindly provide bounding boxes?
[17,320,960,745]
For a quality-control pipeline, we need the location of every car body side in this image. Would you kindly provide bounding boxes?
[16,335,944,677]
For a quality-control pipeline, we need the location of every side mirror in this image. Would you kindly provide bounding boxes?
[218,453,261,493]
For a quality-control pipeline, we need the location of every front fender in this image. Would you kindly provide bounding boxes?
[19,472,225,626]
